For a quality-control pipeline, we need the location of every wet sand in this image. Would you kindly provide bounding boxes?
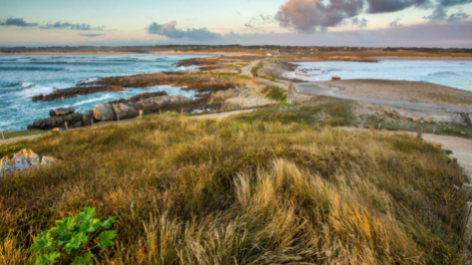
[303,79,472,110]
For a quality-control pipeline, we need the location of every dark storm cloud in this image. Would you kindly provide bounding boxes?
[424,5,470,23]
[275,0,471,33]
[0,18,38,27]
[40,22,104,31]
[148,21,222,40]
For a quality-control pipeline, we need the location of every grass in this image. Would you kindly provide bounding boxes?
[262,86,287,102]
[0,110,468,264]
[362,114,472,139]
[251,61,263,77]
[1,129,46,140]
[235,101,356,127]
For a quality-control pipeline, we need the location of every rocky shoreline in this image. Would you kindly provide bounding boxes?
[31,71,235,102]
[32,86,124,102]
[27,71,242,130]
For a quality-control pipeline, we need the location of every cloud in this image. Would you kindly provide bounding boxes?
[275,0,470,33]
[366,0,431,13]
[0,17,105,31]
[80,34,104,38]
[148,21,221,40]
[389,18,403,27]
[245,12,275,29]
[439,0,472,7]
[40,22,104,31]
[0,18,38,27]
[351,17,368,27]
[275,0,365,33]
[424,5,470,23]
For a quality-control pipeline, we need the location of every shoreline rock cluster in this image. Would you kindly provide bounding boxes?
[27,91,215,130]
[28,107,93,130]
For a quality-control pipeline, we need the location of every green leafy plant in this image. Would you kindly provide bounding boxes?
[28,207,117,265]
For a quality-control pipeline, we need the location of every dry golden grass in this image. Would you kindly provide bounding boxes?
[0,113,467,264]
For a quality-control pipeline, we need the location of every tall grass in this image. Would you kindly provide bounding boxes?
[0,114,467,264]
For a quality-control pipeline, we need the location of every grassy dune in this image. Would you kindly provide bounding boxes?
[0,112,468,264]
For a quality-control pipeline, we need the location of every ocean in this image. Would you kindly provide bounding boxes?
[0,54,208,131]
[1,56,472,132]
[285,60,472,92]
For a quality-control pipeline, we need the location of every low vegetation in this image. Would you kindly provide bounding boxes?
[262,86,287,102]
[0,109,468,264]
[251,61,263,77]
[236,101,356,127]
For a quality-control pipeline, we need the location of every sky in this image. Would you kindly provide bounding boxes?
[0,0,472,48]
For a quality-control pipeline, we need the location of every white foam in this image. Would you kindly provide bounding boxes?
[73,94,112,106]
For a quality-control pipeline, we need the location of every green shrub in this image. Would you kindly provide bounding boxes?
[262,86,287,102]
[28,207,116,265]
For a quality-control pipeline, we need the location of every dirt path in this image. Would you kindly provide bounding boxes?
[298,83,472,113]
[412,133,472,177]
[240,60,261,78]
[189,109,255,120]
[0,135,40,146]
[343,127,472,178]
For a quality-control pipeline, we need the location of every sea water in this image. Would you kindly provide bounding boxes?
[0,54,208,131]
[285,60,472,92]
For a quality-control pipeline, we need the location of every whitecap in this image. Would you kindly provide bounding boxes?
[20,82,35,88]
[72,94,112,106]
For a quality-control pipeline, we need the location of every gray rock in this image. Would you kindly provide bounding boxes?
[112,103,139,120]
[93,103,115,121]
[55,107,76,116]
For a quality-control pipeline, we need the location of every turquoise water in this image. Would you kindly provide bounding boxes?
[0,54,207,131]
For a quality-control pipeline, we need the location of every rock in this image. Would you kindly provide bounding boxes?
[0,149,58,176]
[113,103,139,120]
[331,77,341,81]
[0,149,40,175]
[32,86,124,102]
[93,103,115,121]
[54,107,76,116]
[41,156,57,165]
[28,113,83,130]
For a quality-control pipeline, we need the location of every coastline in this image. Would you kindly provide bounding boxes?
[0,51,258,56]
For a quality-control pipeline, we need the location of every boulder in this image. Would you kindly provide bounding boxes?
[28,113,83,130]
[93,103,115,121]
[41,156,58,165]
[54,107,76,116]
[112,103,139,120]
[28,116,63,130]
[0,149,58,176]
[0,149,39,175]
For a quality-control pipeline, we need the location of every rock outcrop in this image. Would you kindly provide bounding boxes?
[28,108,92,130]
[0,149,57,176]
[93,95,192,121]
[32,86,124,102]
